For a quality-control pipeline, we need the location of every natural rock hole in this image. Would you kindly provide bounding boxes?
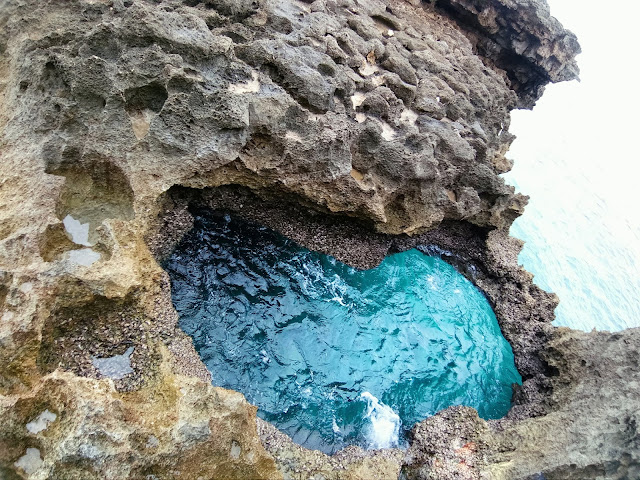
[164,210,521,454]
[37,292,157,392]
[124,83,168,139]
[41,148,135,265]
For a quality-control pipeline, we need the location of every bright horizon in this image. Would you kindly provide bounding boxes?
[504,0,640,331]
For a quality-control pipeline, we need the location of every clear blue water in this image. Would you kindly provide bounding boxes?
[499,0,640,332]
[165,212,521,453]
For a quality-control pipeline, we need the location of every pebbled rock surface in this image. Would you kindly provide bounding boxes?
[0,0,560,240]
[1,0,635,479]
[429,0,581,107]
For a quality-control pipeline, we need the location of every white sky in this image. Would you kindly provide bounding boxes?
[503,0,640,330]
[511,0,640,210]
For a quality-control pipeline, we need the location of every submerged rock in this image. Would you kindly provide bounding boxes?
[0,0,635,478]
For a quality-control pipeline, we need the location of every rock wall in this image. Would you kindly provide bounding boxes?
[1,0,636,479]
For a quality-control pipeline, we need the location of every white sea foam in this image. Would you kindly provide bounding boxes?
[360,392,400,449]
[332,418,341,433]
[329,296,347,306]
[260,349,270,364]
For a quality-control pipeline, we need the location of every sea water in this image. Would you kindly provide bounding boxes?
[504,82,640,332]
[165,212,521,453]
[503,0,640,332]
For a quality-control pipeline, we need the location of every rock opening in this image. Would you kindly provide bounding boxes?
[164,209,521,453]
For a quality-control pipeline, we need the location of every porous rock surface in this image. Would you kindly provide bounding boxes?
[0,0,636,478]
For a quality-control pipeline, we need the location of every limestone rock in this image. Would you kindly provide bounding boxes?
[1,370,280,479]
[431,0,581,107]
[0,0,555,239]
[1,0,633,480]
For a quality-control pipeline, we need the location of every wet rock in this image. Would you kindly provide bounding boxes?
[402,406,488,480]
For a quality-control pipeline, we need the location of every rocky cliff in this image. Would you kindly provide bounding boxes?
[0,0,636,478]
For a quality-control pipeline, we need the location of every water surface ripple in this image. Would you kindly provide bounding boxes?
[165,212,521,453]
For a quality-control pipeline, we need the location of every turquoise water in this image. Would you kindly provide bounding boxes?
[165,212,521,453]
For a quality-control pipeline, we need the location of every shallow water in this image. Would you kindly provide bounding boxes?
[165,212,521,453]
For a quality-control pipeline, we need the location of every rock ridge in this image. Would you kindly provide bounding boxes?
[428,0,581,107]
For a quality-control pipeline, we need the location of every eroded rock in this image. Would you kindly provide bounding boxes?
[1,0,633,479]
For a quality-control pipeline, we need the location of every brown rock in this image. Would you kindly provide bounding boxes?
[2,1,630,480]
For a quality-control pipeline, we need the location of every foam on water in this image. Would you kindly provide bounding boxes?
[165,212,521,453]
[360,392,401,449]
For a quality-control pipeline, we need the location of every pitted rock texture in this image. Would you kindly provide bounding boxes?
[1,371,280,480]
[2,0,633,480]
[0,0,561,241]
[428,0,581,107]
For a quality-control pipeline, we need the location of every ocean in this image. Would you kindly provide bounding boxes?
[501,0,640,332]
[503,82,640,332]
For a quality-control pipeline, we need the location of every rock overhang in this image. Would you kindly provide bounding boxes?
[424,0,581,107]
[3,1,636,479]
